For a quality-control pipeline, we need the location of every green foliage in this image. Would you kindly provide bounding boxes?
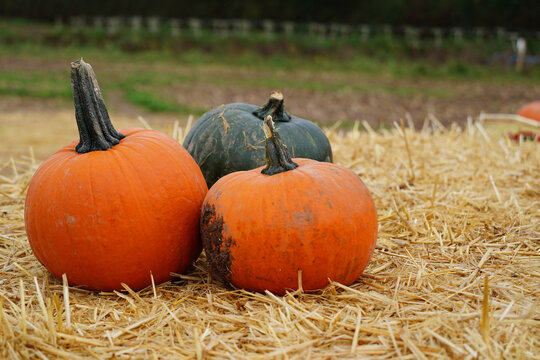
[1,18,539,115]
[2,18,539,67]
[3,1,540,30]
[124,89,205,115]
[0,70,72,99]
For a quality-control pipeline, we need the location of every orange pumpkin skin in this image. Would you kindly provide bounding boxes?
[517,101,540,122]
[25,128,207,291]
[201,158,378,295]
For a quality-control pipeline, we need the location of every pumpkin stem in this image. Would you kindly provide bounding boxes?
[261,116,298,175]
[70,59,125,154]
[253,91,292,122]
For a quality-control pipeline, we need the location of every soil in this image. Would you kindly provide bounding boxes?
[1,57,539,165]
[168,80,539,128]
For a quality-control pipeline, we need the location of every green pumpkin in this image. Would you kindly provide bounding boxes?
[183,91,333,187]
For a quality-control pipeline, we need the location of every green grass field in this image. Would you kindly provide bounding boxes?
[1,18,539,164]
[2,41,539,116]
[2,18,540,116]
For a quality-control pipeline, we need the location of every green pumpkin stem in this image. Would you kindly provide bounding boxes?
[261,116,298,175]
[253,91,292,122]
[70,59,124,154]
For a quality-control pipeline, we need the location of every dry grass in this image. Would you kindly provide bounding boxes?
[0,118,538,359]
[0,100,186,166]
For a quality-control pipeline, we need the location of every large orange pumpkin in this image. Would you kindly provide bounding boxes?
[24,60,207,291]
[517,101,540,122]
[201,116,377,295]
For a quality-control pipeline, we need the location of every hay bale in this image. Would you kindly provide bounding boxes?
[0,120,538,359]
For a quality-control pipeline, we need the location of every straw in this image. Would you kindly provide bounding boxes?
[0,118,538,359]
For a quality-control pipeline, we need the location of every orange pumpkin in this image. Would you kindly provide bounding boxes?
[201,116,377,294]
[24,60,207,291]
[517,101,540,122]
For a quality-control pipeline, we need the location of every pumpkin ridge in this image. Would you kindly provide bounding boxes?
[109,147,153,237]
[44,153,92,284]
[284,120,333,162]
[90,145,161,288]
[84,154,105,287]
[321,167,356,280]
[52,154,84,274]
[25,155,67,269]
[131,132,208,201]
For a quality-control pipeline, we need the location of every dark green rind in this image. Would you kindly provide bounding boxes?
[183,102,333,187]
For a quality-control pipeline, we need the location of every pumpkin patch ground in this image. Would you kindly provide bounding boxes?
[1,118,538,358]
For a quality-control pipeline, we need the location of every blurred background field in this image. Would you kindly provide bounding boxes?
[1,2,540,164]
[0,2,539,359]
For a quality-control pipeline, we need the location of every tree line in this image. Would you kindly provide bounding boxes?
[2,0,539,31]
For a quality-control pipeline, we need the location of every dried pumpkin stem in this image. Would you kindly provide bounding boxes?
[261,116,298,175]
[70,59,124,154]
[253,91,292,122]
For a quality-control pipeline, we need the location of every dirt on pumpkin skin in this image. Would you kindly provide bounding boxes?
[200,203,234,283]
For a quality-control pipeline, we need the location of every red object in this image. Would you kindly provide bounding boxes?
[508,131,540,142]
[517,101,540,122]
